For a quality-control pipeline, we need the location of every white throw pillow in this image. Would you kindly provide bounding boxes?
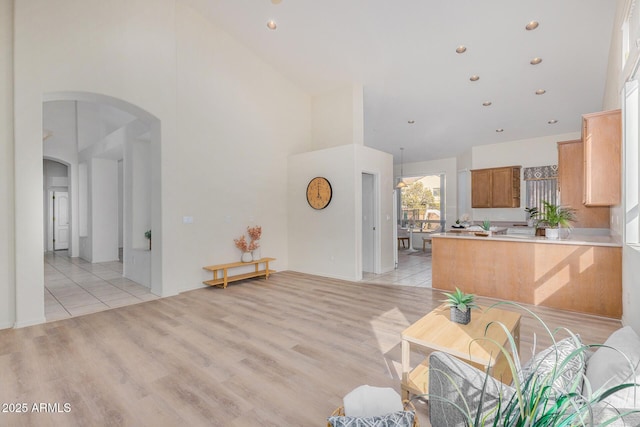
[585,326,640,409]
[342,385,404,418]
[523,336,586,393]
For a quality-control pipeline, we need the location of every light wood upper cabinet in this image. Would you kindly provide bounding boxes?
[471,169,492,208]
[471,166,521,208]
[582,109,621,206]
[558,140,609,228]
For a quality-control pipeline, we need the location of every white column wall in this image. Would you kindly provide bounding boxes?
[90,158,119,263]
[355,145,395,275]
[0,0,16,328]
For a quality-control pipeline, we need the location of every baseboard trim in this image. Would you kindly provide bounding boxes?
[14,317,46,328]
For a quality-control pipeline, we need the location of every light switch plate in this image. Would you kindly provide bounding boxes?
[183,216,193,224]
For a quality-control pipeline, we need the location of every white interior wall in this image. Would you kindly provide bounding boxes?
[118,160,123,249]
[288,146,356,280]
[122,138,152,287]
[470,131,580,222]
[9,0,312,324]
[174,4,310,292]
[131,140,151,250]
[90,158,119,263]
[288,144,393,281]
[0,0,15,329]
[311,84,364,150]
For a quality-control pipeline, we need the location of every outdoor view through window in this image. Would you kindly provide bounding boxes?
[398,174,444,231]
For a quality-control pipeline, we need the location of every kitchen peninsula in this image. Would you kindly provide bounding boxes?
[431,232,622,318]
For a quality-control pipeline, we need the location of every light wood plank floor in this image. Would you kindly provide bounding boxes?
[0,271,621,426]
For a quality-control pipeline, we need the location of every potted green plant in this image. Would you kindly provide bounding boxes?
[524,206,539,227]
[144,229,151,250]
[474,219,491,237]
[538,200,575,240]
[442,287,479,324]
[426,302,640,426]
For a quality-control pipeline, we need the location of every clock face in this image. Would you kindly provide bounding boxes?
[306,177,332,210]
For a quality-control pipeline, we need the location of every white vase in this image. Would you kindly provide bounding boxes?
[241,252,252,262]
[252,247,261,261]
[546,228,560,240]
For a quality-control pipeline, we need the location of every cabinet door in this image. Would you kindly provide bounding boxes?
[491,168,514,207]
[583,110,621,206]
[558,140,609,227]
[471,169,492,208]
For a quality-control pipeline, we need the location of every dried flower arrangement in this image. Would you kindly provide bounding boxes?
[234,226,262,253]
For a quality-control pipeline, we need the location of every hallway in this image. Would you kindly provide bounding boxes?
[44,251,158,322]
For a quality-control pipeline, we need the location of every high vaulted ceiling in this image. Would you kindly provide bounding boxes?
[186,0,617,163]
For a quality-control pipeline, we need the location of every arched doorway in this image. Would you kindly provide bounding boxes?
[41,92,163,320]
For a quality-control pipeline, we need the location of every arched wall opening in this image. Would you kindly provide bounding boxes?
[15,91,164,327]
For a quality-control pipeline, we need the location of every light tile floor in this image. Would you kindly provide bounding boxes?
[45,246,429,321]
[362,247,432,287]
[44,250,159,322]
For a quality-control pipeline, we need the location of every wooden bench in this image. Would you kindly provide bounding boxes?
[203,257,276,289]
[398,237,410,248]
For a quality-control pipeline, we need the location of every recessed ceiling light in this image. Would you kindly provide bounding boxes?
[535,89,546,95]
[496,128,504,133]
[267,20,277,30]
[455,45,467,54]
[530,57,543,65]
[271,0,282,4]
[470,75,480,81]
[482,101,492,106]
[548,119,558,124]
[407,120,415,124]
[525,21,539,31]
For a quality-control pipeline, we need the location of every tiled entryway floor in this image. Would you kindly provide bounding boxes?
[46,246,428,321]
[362,247,432,287]
[44,250,159,322]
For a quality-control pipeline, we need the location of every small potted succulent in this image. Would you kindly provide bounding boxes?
[442,287,479,324]
[474,219,491,237]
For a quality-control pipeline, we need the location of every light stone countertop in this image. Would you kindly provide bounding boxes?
[430,231,622,247]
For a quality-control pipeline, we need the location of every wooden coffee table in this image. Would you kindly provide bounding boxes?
[401,303,521,399]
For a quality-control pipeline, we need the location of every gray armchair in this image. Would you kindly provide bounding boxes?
[428,351,512,426]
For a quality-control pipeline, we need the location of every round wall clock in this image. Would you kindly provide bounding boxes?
[306,176,332,210]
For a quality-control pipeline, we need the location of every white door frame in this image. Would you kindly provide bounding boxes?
[362,172,376,273]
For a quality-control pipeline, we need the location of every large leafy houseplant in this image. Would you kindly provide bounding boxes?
[537,201,576,240]
[538,201,576,229]
[425,302,640,426]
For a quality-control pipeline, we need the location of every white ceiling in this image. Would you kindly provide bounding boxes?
[186,0,617,163]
